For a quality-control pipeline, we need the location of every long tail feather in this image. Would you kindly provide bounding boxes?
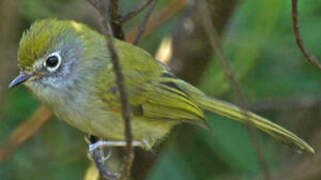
[197,96,315,154]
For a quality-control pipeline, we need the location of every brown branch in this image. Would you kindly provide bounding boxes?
[0,105,52,163]
[127,0,187,43]
[197,2,272,180]
[110,0,125,40]
[133,0,158,45]
[110,0,119,18]
[87,0,134,179]
[291,0,321,72]
[119,0,153,23]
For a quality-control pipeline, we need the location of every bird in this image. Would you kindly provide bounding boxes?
[9,19,314,154]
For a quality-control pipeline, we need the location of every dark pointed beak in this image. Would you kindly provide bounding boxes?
[8,72,33,88]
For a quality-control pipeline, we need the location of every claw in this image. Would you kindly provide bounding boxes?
[143,139,152,150]
[88,140,144,180]
[102,149,112,162]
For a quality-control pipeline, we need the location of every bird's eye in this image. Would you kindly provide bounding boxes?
[44,52,61,72]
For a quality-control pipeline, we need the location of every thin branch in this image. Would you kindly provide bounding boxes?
[127,0,187,43]
[110,0,125,40]
[110,0,119,18]
[119,0,153,23]
[133,0,158,45]
[0,105,52,163]
[87,0,134,179]
[197,2,272,180]
[291,0,321,71]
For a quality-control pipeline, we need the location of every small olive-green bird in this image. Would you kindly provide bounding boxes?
[9,19,314,154]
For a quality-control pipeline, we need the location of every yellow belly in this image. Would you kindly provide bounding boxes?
[88,111,179,147]
[55,104,179,148]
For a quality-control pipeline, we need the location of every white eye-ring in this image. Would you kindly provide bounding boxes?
[44,51,62,72]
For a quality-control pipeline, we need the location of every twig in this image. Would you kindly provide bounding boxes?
[291,0,321,71]
[87,0,134,179]
[197,2,272,180]
[0,105,52,163]
[110,0,125,40]
[119,0,153,23]
[133,0,158,45]
[127,0,187,43]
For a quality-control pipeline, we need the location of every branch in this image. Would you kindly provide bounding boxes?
[197,2,272,180]
[127,0,187,43]
[133,0,158,45]
[119,0,153,23]
[110,0,125,40]
[0,105,52,163]
[291,0,321,72]
[87,0,134,179]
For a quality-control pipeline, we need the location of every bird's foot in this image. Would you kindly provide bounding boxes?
[89,140,144,152]
[88,139,149,180]
[90,147,120,180]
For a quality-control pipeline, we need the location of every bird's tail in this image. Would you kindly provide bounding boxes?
[196,95,315,154]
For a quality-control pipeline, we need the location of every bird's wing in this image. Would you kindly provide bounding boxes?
[96,40,208,128]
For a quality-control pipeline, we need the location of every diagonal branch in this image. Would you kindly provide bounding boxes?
[197,1,272,180]
[291,0,321,72]
[88,0,134,179]
[0,105,52,163]
[133,0,158,45]
[127,0,187,43]
[119,0,153,23]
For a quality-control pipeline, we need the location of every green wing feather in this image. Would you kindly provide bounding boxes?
[97,40,208,128]
[174,79,315,154]
[97,39,314,154]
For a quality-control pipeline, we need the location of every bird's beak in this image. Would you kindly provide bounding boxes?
[8,72,33,88]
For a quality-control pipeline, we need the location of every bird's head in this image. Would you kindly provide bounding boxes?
[9,19,105,101]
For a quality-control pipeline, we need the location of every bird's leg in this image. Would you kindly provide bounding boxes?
[87,135,121,180]
[86,135,151,179]
[89,140,144,152]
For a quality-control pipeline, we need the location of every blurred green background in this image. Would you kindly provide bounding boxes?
[0,0,320,179]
